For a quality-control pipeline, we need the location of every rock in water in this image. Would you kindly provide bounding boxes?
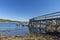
[57,26,60,32]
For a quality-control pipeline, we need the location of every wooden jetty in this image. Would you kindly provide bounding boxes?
[29,11,60,35]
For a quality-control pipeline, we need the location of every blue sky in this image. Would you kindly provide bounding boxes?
[0,0,60,21]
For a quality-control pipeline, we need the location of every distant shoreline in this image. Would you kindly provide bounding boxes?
[0,19,20,22]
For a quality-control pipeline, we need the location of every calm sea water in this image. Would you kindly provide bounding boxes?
[0,22,46,36]
[0,22,29,36]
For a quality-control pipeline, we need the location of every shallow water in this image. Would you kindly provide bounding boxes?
[0,22,29,36]
[0,22,47,37]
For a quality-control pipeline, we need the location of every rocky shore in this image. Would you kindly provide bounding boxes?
[0,33,59,40]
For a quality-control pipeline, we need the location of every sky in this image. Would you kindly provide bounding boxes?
[0,0,60,21]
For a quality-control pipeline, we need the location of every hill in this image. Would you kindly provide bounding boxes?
[0,19,20,22]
